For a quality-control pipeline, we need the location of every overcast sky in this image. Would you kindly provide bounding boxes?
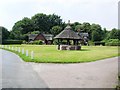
[0,0,119,31]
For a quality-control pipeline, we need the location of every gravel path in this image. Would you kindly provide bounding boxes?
[30,57,118,88]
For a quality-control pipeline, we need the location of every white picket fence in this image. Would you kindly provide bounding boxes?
[0,45,34,60]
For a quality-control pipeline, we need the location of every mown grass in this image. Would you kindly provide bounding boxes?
[1,45,119,63]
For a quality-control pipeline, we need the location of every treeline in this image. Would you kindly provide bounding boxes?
[0,13,120,44]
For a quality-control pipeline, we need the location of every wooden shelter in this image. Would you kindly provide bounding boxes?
[54,21,81,50]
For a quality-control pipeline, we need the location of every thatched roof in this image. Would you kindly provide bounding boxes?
[54,25,81,40]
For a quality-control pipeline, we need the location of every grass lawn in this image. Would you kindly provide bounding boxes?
[1,45,119,63]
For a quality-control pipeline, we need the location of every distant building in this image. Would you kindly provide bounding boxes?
[28,33,53,45]
[77,32,89,45]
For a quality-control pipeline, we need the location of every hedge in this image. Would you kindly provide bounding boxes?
[94,41,105,46]
[105,39,120,46]
[30,40,43,45]
[2,40,23,44]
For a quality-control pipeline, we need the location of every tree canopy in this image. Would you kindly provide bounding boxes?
[3,12,118,42]
[0,26,10,41]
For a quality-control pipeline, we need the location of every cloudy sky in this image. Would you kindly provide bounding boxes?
[0,0,119,31]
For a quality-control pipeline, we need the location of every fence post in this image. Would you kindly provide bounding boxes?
[18,47,20,53]
[26,50,28,56]
[15,47,17,51]
[5,45,7,48]
[9,46,10,49]
[22,48,24,54]
[12,46,14,50]
[2,45,4,48]
[31,51,34,59]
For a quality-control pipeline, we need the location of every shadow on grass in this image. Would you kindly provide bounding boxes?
[80,49,90,51]
[59,48,90,52]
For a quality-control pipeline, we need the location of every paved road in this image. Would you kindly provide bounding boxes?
[0,49,118,88]
[1,49,48,88]
[31,57,118,88]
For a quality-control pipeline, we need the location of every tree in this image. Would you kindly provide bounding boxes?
[102,28,109,40]
[11,17,34,40]
[108,28,119,39]
[71,22,81,31]
[82,22,91,32]
[50,26,62,36]
[92,30,102,41]
[0,26,10,41]
[31,31,40,34]
[91,24,103,41]
[32,13,63,33]
[12,17,34,34]
[75,25,82,32]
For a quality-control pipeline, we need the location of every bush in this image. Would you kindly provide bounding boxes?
[2,40,23,44]
[94,41,105,46]
[88,41,94,46]
[53,39,59,45]
[33,40,43,45]
[105,39,120,46]
[22,40,27,44]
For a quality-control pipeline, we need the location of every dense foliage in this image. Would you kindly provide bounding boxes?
[104,39,120,46]
[0,26,10,41]
[1,13,119,45]
[32,40,43,45]
[3,40,23,44]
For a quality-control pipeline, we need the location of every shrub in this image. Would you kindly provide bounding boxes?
[33,40,43,45]
[94,41,105,46]
[105,39,120,46]
[88,41,94,46]
[2,40,23,44]
[22,40,27,44]
[53,39,59,45]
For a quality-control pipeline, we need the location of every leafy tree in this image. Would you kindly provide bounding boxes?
[11,17,34,40]
[31,13,48,33]
[91,24,103,41]
[92,30,102,41]
[12,17,34,34]
[32,13,63,33]
[0,26,10,41]
[9,31,15,39]
[50,26,62,36]
[71,22,81,31]
[75,25,82,32]
[108,28,119,39]
[48,14,63,27]
[82,22,91,32]
[31,31,40,34]
[102,28,109,40]
[10,28,23,40]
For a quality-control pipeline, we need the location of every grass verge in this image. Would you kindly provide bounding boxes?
[0,45,119,63]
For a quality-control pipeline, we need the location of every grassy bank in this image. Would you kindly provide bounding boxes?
[1,45,119,63]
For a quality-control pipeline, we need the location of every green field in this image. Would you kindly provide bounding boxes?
[2,45,119,63]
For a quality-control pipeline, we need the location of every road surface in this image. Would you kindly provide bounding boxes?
[0,49,118,88]
[30,57,118,88]
[1,49,48,88]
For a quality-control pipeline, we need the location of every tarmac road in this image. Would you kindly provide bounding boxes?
[1,49,48,88]
[31,57,118,88]
[0,49,118,88]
